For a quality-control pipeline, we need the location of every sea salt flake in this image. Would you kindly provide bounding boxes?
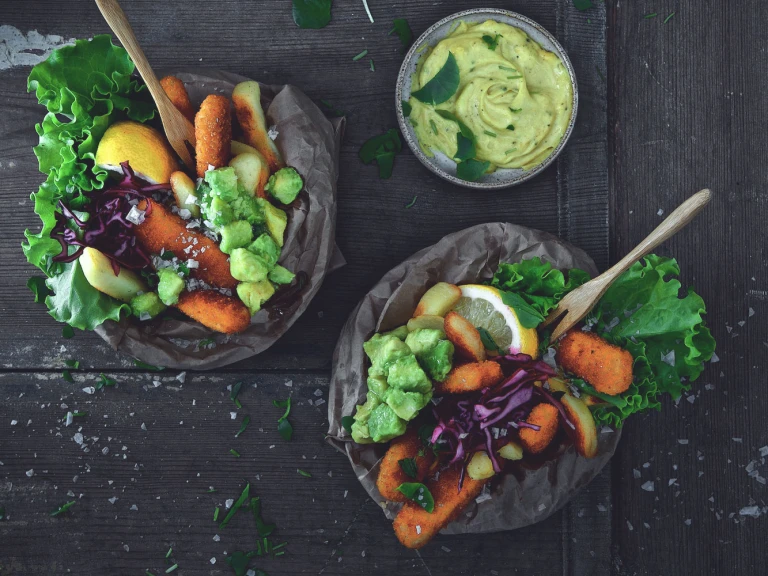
[126,206,146,225]
[597,503,607,512]
[759,446,768,457]
[284,380,293,387]
[82,387,96,395]
[668,478,677,486]
[626,520,634,531]
[678,439,689,445]
[748,307,755,317]
[710,352,719,363]
[641,481,655,492]
[108,497,118,504]
[210,558,216,565]
[633,469,641,479]
[732,437,743,443]
[268,126,279,140]
[225,499,234,509]
[657,208,664,216]
[684,519,691,526]
[739,506,761,518]
[26,469,34,477]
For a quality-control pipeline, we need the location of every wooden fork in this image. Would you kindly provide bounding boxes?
[541,188,712,341]
[95,0,196,169]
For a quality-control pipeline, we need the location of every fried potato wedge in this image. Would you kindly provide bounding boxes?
[376,428,434,502]
[231,81,283,172]
[160,75,196,123]
[229,152,269,198]
[176,290,250,334]
[406,315,445,334]
[79,247,146,302]
[444,311,486,362]
[467,451,495,480]
[556,330,634,396]
[435,361,503,395]
[519,403,560,454]
[231,140,261,157]
[561,394,598,458]
[393,465,487,549]
[195,94,231,178]
[413,282,461,318]
[169,171,200,218]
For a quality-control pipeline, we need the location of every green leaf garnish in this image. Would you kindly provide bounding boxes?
[429,119,438,135]
[297,469,312,478]
[62,370,74,383]
[27,277,52,303]
[230,448,241,458]
[509,107,522,113]
[499,65,517,72]
[352,49,368,61]
[165,565,178,574]
[645,12,658,18]
[482,34,501,50]
[359,129,402,179]
[476,327,501,354]
[504,148,518,155]
[455,133,476,162]
[250,497,276,537]
[411,52,460,105]
[395,482,434,513]
[96,373,116,390]
[455,159,490,182]
[572,0,593,10]
[340,415,355,433]
[389,18,413,51]
[0,506,4,520]
[226,551,253,576]
[159,250,176,261]
[405,196,417,209]
[166,548,173,559]
[370,59,375,72]
[506,124,515,131]
[277,419,293,441]
[214,507,220,521]
[62,325,74,339]
[50,500,75,517]
[402,100,412,117]
[499,290,546,328]
[483,130,497,138]
[231,381,244,408]
[663,12,675,23]
[292,0,332,29]
[220,483,250,529]
[134,360,164,371]
[65,359,80,368]
[398,458,418,479]
[236,415,250,438]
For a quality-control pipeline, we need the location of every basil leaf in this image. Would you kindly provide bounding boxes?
[455,159,490,182]
[278,418,293,441]
[62,325,74,339]
[389,18,413,51]
[235,415,250,437]
[396,482,434,513]
[292,0,332,29]
[454,133,476,162]
[402,100,412,117]
[411,52,460,105]
[476,327,501,353]
[499,290,545,328]
[341,415,355,433]
[435,110,475,142]
[482,34,501,51]
[226,550,253,576]
[359,129,402,179]
[398,458,418,479]
[250,497,276,537]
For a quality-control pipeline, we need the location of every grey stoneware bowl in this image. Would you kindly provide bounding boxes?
[395,8,578,190]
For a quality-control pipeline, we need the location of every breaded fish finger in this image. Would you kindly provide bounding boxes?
[135,200,237,290]
[231,81,283,172]
[377,428,434,502]
[195,94,232,178]
[556,330,634,396]
[160,76,196,123]
[518,403,559,454]
[393,465,487,549]
[176,290,250,334]
[435,361,504,395]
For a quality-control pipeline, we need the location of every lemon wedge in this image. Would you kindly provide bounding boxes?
[452,284,539,357]
[95,121,179,184]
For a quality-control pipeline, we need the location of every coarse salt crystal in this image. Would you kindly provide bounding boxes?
[108,497,118,504]
[710,352,719,363]
[284,380,293,387]
[187,259,199,269]
[82,387,96,395]
[126,206,146,225]
[416,525,422,534]
[268,126,279,140]
[627,520,634,531]
[225,499,234,509]
[657,208,664,216]
[26,469,34,477]
[739,506,761,518]
[641,481,655,492]
[213,534,220,541]
[633,469,641,479]
[733,437,743,443]
[678,439,689,445]
[210,558,216,565]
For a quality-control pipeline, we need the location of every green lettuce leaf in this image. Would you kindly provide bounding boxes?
[490,257,590,327]
[584,255,716,427]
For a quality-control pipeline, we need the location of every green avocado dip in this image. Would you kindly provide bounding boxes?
[408,19,574,173]
[350,327,454,444]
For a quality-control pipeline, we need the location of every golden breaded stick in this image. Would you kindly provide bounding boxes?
[135,200,237,290]
[176,290,250,334]
[519,403,559,454]
[195,94,232,178]
[231,81,283,172]
[556,331,633,396]
[377,428,434,502]
[393,465,487,549]
[160,76,196,123]
[444,311,486,362]
[435,361,504,395]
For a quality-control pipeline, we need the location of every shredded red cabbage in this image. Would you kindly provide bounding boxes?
[52,162,169,273]
[431,353,576,490]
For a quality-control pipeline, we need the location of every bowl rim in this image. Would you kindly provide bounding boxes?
[395,8,579,190]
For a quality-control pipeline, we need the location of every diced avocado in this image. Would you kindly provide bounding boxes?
[236,280,275,315]
[384,325,409,341]
[386,388,432,421]
[157,268,185,306]
[265,167,304,204]
[219,220,254,254]
[130,292,166,319]
[387,355,431,393]
[257,199,288,247]
[405,328,443,356]
[420,339,454,382]
[268,265,295,285]
[350,392,383,444]
[208,196,234,227]
[363,334,411,371]
[231,195,265,225]
[204,166,239,201]
[350,420,373,444]
[367,403,407,443]
[367,372,389,398]
[229,248,270,283]
[247,233,280,268]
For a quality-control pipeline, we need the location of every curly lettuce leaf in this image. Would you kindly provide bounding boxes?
[583,255,716,427]
[491,256,590,327]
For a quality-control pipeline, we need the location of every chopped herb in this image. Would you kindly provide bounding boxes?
[411,52,460,105]
[214,507,220,521]
[361,0,374,23]
[146,572,155,576]
[506,76,523,80]
[405,196,417,209]
[159,250,176,261]
[401,100,412,117]
[96,373,116,390]
[198,337,215,347]
[506,124,515,131]
[27,276,52,303]
[206,488,217,493]
[645,13,658,18]
[220,483,250,529]
[455,133,475,162]
[340,415,355,433]
[573,0,593,10]
[62,325,74,339]
[297,469,312,478]
[230,448,241,458]
[482,34,501,50]
[166,548,173,559]
[389,18,413,51]
[277,419,293,441]
[456,159,490,182]
[50,500,75,517]
[165,565,178,574]
[250,497,276,537]
[477,327,501,354]
[663,12,675,23]
[227,551,254,576]
[231,381,244,409]
[509,107,522,113]
[352,49,368,61]
[292,0,332,29]
[504,148,518,155]
[498,65,516,72]
[236,415,251,438]
[272,542,287,551]
[359,129,402,179]
[429,119,438,135]
[398,458,418,479]
[396,482,435,513]
[134,360,164,371]
[483,130,497,138]
[370,59,375,71]
[62,370,74,383]
[65,359,80,369]
[274,551,285,557]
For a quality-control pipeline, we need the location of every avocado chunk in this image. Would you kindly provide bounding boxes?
[247,233,281,268]
[387,355,431,393]
[257,198,288,247]
[230,248,270,282]
[405,328,443,356]
[130,292,166,319]
[367,372,389,398]
[219,220,254,255]
[384,325,409,341]
[406,328,455,382]
[207,196,234,228]
[265,167,304,204]
[350,392,383,444]
[157,268,185,306]
[366,403,407,443]
[268,265,295,285]
[386,388,432,421]
[204,166,239,202]
[236,280,275,315]
[363,334,411,372]
[231,194,265,225]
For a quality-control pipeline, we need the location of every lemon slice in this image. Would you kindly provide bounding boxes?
[452,284,539,357]
[95,121,179,184]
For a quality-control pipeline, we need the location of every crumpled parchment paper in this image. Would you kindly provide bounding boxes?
[94,70,345,369]
[327,222,621,534]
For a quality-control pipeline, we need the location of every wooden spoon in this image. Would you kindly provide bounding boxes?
[541,188,712,341]
[95,0,196,169]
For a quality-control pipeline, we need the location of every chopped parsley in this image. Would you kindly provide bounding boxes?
[370,59,375,71]
[297,469,312,478]
[65,359,80,369]
[166,547,173,558]
[250,497,276,537]
[573,0,593,10]
[231,381,244,409]
[165,565,178,574]
[62,325,74,339]
[292,0,332,29]
[230,448,241,458]
[62,370,74,383]
[96,373,116,390]
[398,458,418,479]
[509,107,522,113]
[214,507,220,521]
[506,124,515,131]
[430,119,438,135]
[498,65,516,72]
[352,49,368,61]
[359,128,402,179]
[134,360,164,371]
[0,506,4,520]
[504,148,518,155]
[274,398,293,441]
[645,12,658,18]
[159,250,176,261]
[236,415,251,438]
[483,130,497,138]
[482,34,501,50]
[50,500,76,517]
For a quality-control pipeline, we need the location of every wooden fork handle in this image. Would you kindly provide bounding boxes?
[599,188,711,286]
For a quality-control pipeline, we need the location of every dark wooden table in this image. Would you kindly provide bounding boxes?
[1,1,766,574]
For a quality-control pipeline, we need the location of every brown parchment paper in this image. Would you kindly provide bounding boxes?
[327,223,621,535]
[94,71,345,370]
